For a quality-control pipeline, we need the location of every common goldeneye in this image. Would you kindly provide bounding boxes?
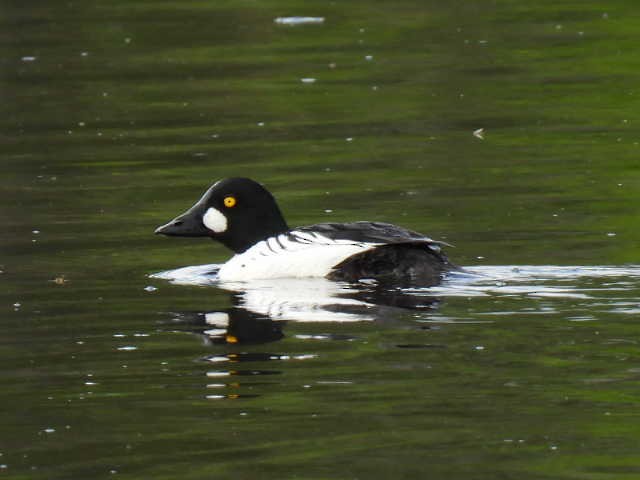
[155,177,454,284]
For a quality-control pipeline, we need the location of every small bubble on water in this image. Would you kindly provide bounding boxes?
[474,345,485,351]
[21,56,37,62]
[117,346,137,351]
[43,428,55,434]
[606,232,616,237]
[300,78,316,84]
[144,285,158,292]
[365,55,373,61]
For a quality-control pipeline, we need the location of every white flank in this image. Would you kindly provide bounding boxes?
[203,207,227,233]
[217,231,377,281]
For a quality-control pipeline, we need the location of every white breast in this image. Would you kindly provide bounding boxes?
[217,230,377,281]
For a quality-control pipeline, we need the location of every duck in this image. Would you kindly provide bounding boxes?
[155,177,455,285]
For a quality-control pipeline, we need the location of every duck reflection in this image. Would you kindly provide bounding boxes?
[154,264,441,345]
[153,265,443,401]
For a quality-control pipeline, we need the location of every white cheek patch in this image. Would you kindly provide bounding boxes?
[203,207,228,233]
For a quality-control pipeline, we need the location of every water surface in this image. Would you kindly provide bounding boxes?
[3,1,640,479]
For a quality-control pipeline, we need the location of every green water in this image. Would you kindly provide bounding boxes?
[3,1,640,478]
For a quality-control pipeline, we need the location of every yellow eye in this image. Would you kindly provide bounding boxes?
[223,196,237,208]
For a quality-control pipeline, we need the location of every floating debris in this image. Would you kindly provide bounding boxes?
[300,78,316,84]
[274,17,325,25]
[143,285,158,292]
[473,128,485,139]
[50,276,68,285]
[21,56,37,62]
[117,346,137,351]
[365,55,373,61]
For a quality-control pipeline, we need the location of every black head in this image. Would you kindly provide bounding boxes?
[155,178,289,253]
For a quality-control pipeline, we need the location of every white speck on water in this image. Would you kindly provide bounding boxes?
[43,428,55,434]
[257,122,265,126]
[117,346,137,351]
[211,134,219,138]
[476,256,485,260]
[274,16,325,25]
[607,232,617,237]
[80,52,89,57]
[371,85,379,91]
[345,137,353,142]
[0,464,6,469]
[324,209,333,213]
[555,24,563,30]
[207,371,231,378]
[144,285,157,292]
[110,469,118,474]
[300,78,316,84]
[240,412,248,416]
[84,382,98,386]
[365,55,373,61]
[32,230,40,234]
[76,341,84,345]
[134,333,149,337]
[474,345,485,351]
[13,302,21,308]
[206,395,225,400]
[295,354,317,360]
[473,128,485,139]
[303,384,312,388]
[124,37,132,43]
[550,445,558,451]
[602,12,609,20]
[207,356,228,363]
[113,333,126,338]
[21,56,36,62]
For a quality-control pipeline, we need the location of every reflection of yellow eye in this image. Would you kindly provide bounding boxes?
[223,196,237,208]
